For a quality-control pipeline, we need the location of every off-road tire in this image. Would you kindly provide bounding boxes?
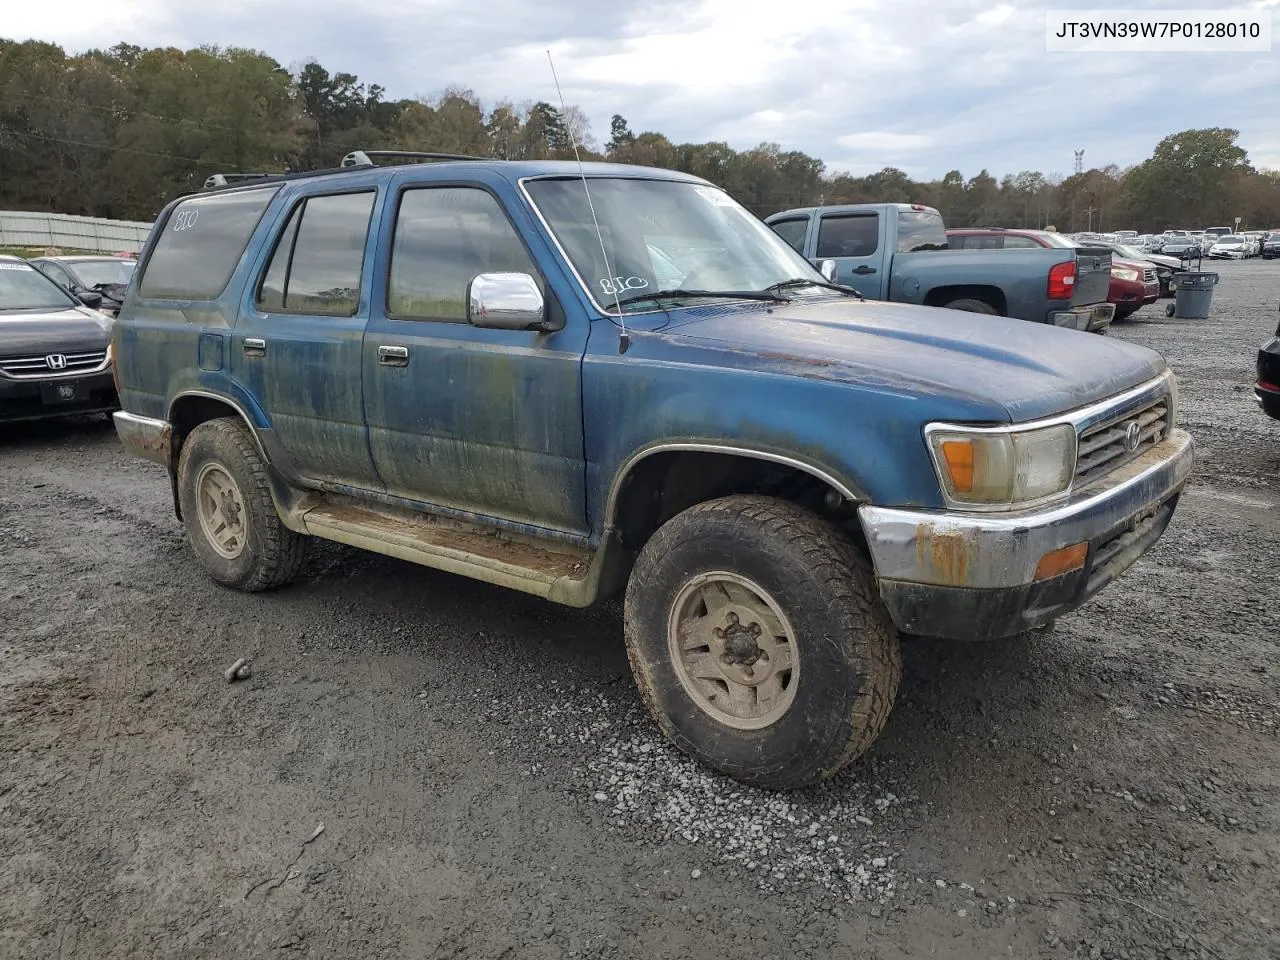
[623,495,901,790]
[942,297,1000,315]
[177,417,307,592]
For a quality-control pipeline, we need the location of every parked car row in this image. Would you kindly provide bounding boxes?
[947,227,1159,321]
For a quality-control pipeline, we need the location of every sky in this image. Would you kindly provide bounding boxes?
[8,0,1280,180]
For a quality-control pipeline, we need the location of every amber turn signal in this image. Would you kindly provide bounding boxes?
[940,440,974,493]
[1033,542,1088,581]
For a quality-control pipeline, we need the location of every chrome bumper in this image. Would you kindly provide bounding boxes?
[113,411,172,467]
[1049,302,1115,332]
[859,429,1193,639]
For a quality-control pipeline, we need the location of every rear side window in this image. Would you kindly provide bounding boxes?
[1001,235,1040,249]
[257,191,375,316]
[387,187,541,322]
[817,213,879,258]
[769,217,809,254]
[896,208,948,252]
[139,187,278,300]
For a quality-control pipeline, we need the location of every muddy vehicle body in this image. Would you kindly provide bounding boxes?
[112,153,1194,789]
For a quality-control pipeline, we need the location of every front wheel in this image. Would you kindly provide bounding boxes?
[623,495,901,790]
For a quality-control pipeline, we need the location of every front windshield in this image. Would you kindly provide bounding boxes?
[524,177,824,312]
[0,262,79,311]
[70,259,135,288]
[1215,236,1241,244]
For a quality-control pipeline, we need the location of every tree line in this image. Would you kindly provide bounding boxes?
[2,39,1278,233]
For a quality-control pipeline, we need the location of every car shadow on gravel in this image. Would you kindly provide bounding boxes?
[0,413,115,449]
[287,537,1066,803]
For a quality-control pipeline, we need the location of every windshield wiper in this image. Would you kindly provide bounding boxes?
[765,277,865,300]
[611,288,791,309]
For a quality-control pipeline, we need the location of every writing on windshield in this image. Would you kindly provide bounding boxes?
[524,177,825,313]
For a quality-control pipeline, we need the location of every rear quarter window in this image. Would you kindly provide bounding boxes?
[896,208,948,253]
[139,186,279,300]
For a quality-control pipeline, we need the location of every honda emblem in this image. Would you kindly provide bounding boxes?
[46,354,67,370]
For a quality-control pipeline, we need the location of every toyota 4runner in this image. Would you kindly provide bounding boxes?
[112,151,1194,790]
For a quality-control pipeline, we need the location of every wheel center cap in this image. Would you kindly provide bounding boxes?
[715,611,763,665]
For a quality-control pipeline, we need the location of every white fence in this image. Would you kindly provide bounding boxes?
[0,211,154,253]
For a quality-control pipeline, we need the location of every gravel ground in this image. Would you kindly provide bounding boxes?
[2,260,1278,960]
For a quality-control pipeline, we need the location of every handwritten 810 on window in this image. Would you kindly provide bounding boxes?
[600,276,650,296]
[172,209,200,232]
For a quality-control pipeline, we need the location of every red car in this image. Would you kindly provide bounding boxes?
[947,228,1161,321]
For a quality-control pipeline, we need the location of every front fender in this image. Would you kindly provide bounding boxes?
[583,332,951,535]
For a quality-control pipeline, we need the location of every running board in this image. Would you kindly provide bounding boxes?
[299,499,600,606]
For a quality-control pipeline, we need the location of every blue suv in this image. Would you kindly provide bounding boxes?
[112,151,1193,789]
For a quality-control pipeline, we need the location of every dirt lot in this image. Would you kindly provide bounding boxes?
[2,261,1278,960]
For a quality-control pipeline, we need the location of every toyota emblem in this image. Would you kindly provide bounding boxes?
[46,353,67,370]
[1123,420,1142,452]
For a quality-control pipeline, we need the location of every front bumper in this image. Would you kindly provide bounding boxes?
[1257,339,1280,421]
[859,429,1194,640]
[1049,302,1115,332]
[0,370,118,423]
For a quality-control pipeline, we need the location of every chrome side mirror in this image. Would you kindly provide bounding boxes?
[819,260,838,282]
[467,273,558,332]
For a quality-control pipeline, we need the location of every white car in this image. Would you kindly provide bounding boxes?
[1207,235,1252,259]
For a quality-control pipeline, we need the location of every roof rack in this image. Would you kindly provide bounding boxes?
[199,149,489,193]
[202,172,279,189]
[340,150,487,167]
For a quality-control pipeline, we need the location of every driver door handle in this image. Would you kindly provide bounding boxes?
[853,266,877,275]
[378,345,409,367]
[243,337,266,357]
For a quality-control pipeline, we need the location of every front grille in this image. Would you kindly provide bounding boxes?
[1142,268,1157,284]
[1075,396,1170,486]
[1086,498,1175,595]
[0,350,107,379]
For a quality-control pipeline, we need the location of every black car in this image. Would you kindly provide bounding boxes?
[29,255,137,317]
[1257,307,1280,421]
[1262,234,1280,260]
[0,256,119,423]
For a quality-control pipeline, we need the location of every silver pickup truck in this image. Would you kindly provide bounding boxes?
[765,203,1116,333]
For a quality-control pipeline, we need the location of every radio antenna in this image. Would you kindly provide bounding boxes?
[547,50,629,354]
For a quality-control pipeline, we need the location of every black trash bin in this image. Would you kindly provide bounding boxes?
[1165,272,1219,319]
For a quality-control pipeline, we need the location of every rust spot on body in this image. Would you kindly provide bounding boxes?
[915,524,976,586]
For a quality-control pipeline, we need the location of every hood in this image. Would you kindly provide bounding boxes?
[660,297,1166,423]
[0,305,112,355]
[1143,253,1180,269]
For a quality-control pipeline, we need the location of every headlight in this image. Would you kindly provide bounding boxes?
[1112,266,1140,282]
[927,423,1077,507]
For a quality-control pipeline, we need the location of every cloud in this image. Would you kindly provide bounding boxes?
[836,132,934,153]
[7,0,1279,179]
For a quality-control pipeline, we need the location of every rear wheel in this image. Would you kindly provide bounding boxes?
[624,495,901,790]
[942,297,999,315]
[177,418,307,591]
